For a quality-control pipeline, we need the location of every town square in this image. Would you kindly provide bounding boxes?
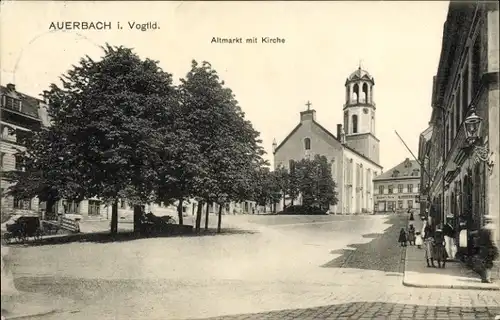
[1,1,499,319]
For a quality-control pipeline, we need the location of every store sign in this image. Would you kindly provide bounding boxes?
[375,195,398,201]
[375,194,419,201]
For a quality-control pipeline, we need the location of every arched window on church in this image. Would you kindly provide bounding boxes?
[352,115,358,134]
[304,138,311,150]
[352,83,359,104]
[361,83,368,103]
[344,111,349,134]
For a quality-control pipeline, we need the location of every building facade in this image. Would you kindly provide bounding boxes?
[1,84,50,219]
[417,126,434,218]
[373,158,421,214]
[273,67,383,214]
[423,1,499,248]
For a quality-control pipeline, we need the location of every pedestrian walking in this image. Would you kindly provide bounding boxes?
[398,228,407,247]
[477,215,500,283]
[443,221,457,260]
[432,229,447,268]
[408,224,416,246]
[408,209,414,221]
[415,231,423,249]
[423,224,435,267]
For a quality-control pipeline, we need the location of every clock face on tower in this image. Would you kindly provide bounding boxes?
[363,108,369,114]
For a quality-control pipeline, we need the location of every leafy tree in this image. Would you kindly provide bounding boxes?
[273,165,289,210]
[295,155,338,210]
[9,44,179,234]
[4,126,87,218]
[178,60,265,232]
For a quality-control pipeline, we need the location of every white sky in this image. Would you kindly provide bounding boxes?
[0,1,450,171]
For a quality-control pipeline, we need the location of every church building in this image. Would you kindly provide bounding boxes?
[272,67,383,214]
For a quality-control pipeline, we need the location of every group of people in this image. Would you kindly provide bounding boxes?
[397,209,449,268]
[398,208,500,283]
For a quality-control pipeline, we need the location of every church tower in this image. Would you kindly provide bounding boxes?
[343,65,380,164]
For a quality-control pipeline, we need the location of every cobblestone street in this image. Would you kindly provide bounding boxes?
[3,214,500,320]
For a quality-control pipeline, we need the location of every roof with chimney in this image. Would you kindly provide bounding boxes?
[373,158,420,181]
[1,84,41,119]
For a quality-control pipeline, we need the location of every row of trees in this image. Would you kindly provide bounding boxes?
[6,44,338,235]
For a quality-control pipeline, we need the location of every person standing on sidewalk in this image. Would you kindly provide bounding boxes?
[432,229,447,268]
[443,221,456,261]
[398,228,408,247]
[477,215,499,283]
[408,224,416,246]
[424,224,435,267]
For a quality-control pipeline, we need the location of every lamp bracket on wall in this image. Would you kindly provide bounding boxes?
[471,145,495,175]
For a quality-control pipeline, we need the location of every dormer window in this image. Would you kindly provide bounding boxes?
[4,96,21,112]
[392,170,400,177]
[304,138,311,150]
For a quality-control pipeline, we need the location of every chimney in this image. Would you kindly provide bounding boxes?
[272,138,277,154]
[6,83,15,91]
[42,90,50,104]
[337,124,342,140]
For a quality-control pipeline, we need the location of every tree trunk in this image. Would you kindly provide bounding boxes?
[217,202,223,233]
[133,205,142,234]
[177,199,184,226]
[282,192,286,210]
[110,200,118,235]
[195,201,203,232]
[45,199,55,220]
[204,200,210,231]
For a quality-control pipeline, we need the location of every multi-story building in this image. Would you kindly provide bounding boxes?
[373,158,421,214]
[1,84,50,219]
[417,126,433,218]
[425,1,499,248]
[1,83,259,222]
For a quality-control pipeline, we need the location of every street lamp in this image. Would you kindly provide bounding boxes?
[464,106,495,172]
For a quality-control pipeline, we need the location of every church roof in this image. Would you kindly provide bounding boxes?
[346,67,374,83]
[373,158,420,181]
[274,119,382,169]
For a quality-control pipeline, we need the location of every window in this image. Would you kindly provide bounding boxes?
[4,96,19,111]
[398,200,404,209]
[352,115,358,134]
[120,199,126,209]
[407,184,413,193]
[379,186,384,194]
[13,197,31,210]
[304,138,311,150]
[62,200,80,214]
[398,184,403,193]
[388,185,394,194]
[417,184,420,193]
[14,155,23,171]
[0,152,4,167]
[344,111,349,133]
[471,37,481,101]
[182,206,187,213]
[451,102,455,139]
[16,129,31,146]
[88,200,100,216]
[461,68,468,127]
[407,200,413,209]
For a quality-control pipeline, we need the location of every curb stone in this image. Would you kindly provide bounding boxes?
[1,309,59,320]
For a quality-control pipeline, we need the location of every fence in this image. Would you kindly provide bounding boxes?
[60,217,80,233]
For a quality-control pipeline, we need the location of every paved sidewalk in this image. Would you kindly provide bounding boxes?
[403,244,500,290]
